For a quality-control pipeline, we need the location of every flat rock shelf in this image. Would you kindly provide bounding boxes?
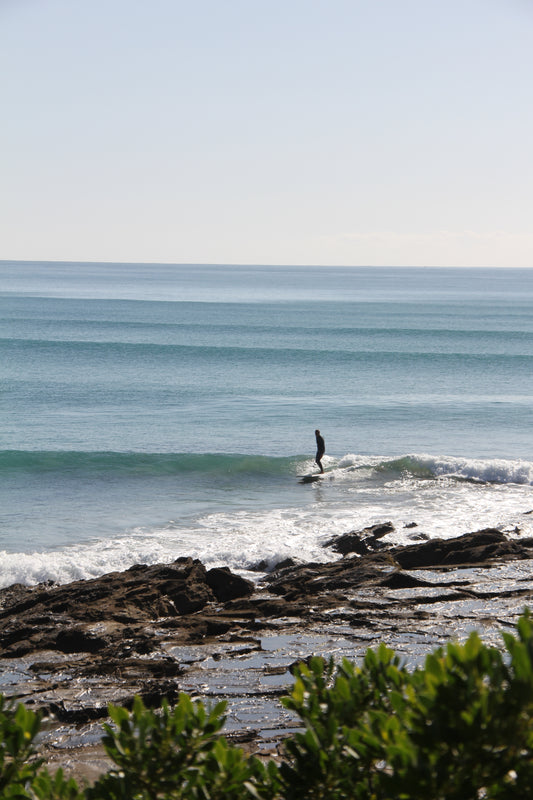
[2,523,533,781]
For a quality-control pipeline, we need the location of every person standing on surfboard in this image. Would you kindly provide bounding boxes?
[315,429,325,473]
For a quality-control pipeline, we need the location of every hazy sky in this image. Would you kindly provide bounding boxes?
[2,0,532,266]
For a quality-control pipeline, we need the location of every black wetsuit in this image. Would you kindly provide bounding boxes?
[315,432,325,472]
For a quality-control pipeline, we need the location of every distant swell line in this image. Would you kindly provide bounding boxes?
[2,339,533,365]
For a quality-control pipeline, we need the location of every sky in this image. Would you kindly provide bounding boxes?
[1,0,532,267]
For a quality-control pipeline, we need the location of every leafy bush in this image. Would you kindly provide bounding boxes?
[0,694,42,797]
[0,695,81,799]
[280,613,533,799]
[3,612,533,798]
[85,693,273,800]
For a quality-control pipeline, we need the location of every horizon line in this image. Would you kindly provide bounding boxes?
[1,259,530,270]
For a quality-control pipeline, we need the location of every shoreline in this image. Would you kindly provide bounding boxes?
[2,521,533,780]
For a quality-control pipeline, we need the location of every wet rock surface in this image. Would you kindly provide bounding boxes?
[2,524,533,779]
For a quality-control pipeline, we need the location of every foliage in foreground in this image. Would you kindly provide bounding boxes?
[4,612,533,799]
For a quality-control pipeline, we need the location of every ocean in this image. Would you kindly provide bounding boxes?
[1,261,533,589]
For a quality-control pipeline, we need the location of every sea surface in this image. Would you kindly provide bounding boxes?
[1,262,533,589]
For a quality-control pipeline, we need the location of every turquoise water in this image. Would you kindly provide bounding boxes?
[1,262,533,587]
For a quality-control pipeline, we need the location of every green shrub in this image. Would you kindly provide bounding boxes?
[30,768,85,800]
[3,612,533,798]
[280,613,533,799]
[0,694,42,798]
[86,693,275,800]
[0,694,83,800]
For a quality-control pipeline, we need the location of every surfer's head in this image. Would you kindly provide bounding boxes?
[315,429,320,435]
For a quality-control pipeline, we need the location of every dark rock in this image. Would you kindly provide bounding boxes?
[389,529,532,569]
[166,589,211,615]
[204,617,234,636]
[264,552,400,599]
[0,558,253,658]
[369,522,395,539]
[206,567,254,602]
[249,559,270,572]
[379,572,432,589]
[2,531,530,668]
[325,533,372,556]
[249,557,297,573]
[271,558,298,572]
[324,522,395,556]
[55,629,108,654]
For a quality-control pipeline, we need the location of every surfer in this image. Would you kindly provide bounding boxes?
[315,429,325,473]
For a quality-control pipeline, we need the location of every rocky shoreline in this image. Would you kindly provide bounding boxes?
[2,519,533,780]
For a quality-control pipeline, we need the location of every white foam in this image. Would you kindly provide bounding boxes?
[408,454,533,485]
[0,537,183,590]
[328,452,533,484]
[3,454,533,589]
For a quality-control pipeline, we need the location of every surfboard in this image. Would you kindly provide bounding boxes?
[298,474,324,484]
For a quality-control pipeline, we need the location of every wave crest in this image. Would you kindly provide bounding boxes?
[1,449,531,486]
[0,450,301,478]
[374,454,533,486]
